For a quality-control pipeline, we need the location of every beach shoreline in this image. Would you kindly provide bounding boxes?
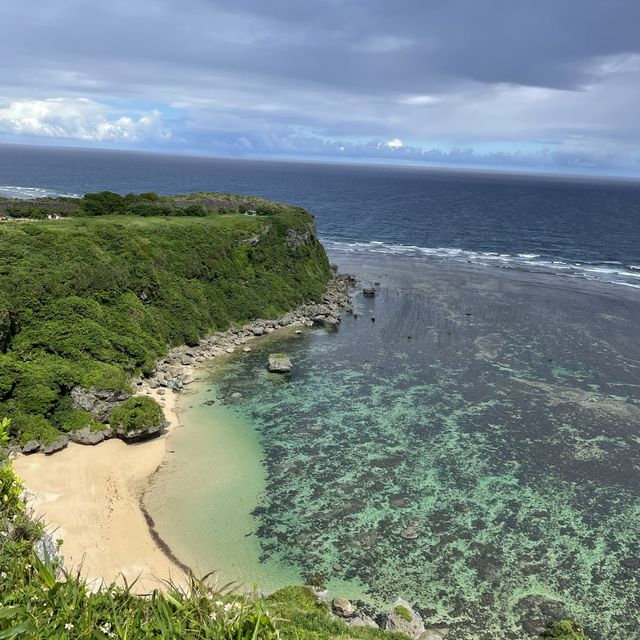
[13,386,187,593]
[11,274,355,593]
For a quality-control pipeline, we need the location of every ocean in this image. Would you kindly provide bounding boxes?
[2,144,640,639]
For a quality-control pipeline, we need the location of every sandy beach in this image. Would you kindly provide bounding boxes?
[12,386,185,594]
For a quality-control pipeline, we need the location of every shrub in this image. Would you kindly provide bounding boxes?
[542,620,589,639]
[393,605,412,623]
[82,191,126,216]
[109,396,164,434]
[52,407,101,433]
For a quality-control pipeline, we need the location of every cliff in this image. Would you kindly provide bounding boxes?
[0,192,332,446]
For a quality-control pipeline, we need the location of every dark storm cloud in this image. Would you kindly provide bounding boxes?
[0,0,639,173]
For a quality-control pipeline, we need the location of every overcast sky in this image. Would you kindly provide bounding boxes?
[1,0,639,175]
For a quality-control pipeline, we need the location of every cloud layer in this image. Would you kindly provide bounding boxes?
[0,1,639,173]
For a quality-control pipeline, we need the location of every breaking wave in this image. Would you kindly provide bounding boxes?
[325,239,640,290]
[0,185,81,199]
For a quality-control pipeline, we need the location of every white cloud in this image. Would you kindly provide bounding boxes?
[0,98,171,142]
[386,138,403,148]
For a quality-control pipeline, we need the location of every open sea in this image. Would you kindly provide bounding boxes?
[2,144,640,639]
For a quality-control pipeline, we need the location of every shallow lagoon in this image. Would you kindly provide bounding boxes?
[145,252,640,639]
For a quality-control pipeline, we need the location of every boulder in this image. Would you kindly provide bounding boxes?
[70,427,107,446]
[385,598,425,639]
[22,440,41,454]
[180,354,194,365]
[71,386,129,422]
[182,375,195,386]
[363,287,376,297]
[243,347,252,352]
[322,316,341,328]
[42,435,69,455]
[401,521,420,539]
[332,598,355,618]
[349,615,379,629]
[115,420,167,442]
[268,354,293,373]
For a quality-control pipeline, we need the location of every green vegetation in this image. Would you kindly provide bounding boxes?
[109,397,164,435]
[392,604,412,623]
[0,189,309,220]
[541,620,589,639]
[266,586,408,640]
[1,417,407,639]
[0,193,332,445]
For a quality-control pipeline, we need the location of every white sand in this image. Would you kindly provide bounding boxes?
[12,387,186,593]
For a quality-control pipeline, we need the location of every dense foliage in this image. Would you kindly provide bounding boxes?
[0,190,305,220]
[110,397,164,434]
[541,620,589,639]
[0,196,332,444]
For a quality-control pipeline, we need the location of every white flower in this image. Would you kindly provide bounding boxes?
[64,622,74,631]
[0,571,7,579]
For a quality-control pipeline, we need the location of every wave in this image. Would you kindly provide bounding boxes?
[324,239,640,290]
[0,185,81,199]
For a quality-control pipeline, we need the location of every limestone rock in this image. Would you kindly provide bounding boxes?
[42,435,69,455]
[71,386,129,422]
[22,440,41,454]
[349,615,379,629]
[385,598,425,639]
[332,597,355,618]
[70,427,107,446]
[268,354,293,373]
[401,521,420,539]
[114,420,168,442]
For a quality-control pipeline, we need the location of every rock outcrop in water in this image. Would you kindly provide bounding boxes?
[385,598,425,638]
[268,354,293,373]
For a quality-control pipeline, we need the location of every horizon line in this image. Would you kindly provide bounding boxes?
[2,140,640,184]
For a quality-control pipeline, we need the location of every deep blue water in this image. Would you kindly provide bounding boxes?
[1,144,640,288]
[4,144,640,638]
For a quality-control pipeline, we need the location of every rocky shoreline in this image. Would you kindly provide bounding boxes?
[140,270,355,393]
[14,270,356,455]
[324,593,447,639]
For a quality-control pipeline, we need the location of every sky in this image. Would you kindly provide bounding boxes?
[1,0,639,175]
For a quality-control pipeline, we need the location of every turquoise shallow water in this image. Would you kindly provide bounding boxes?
[145,252,640,640]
